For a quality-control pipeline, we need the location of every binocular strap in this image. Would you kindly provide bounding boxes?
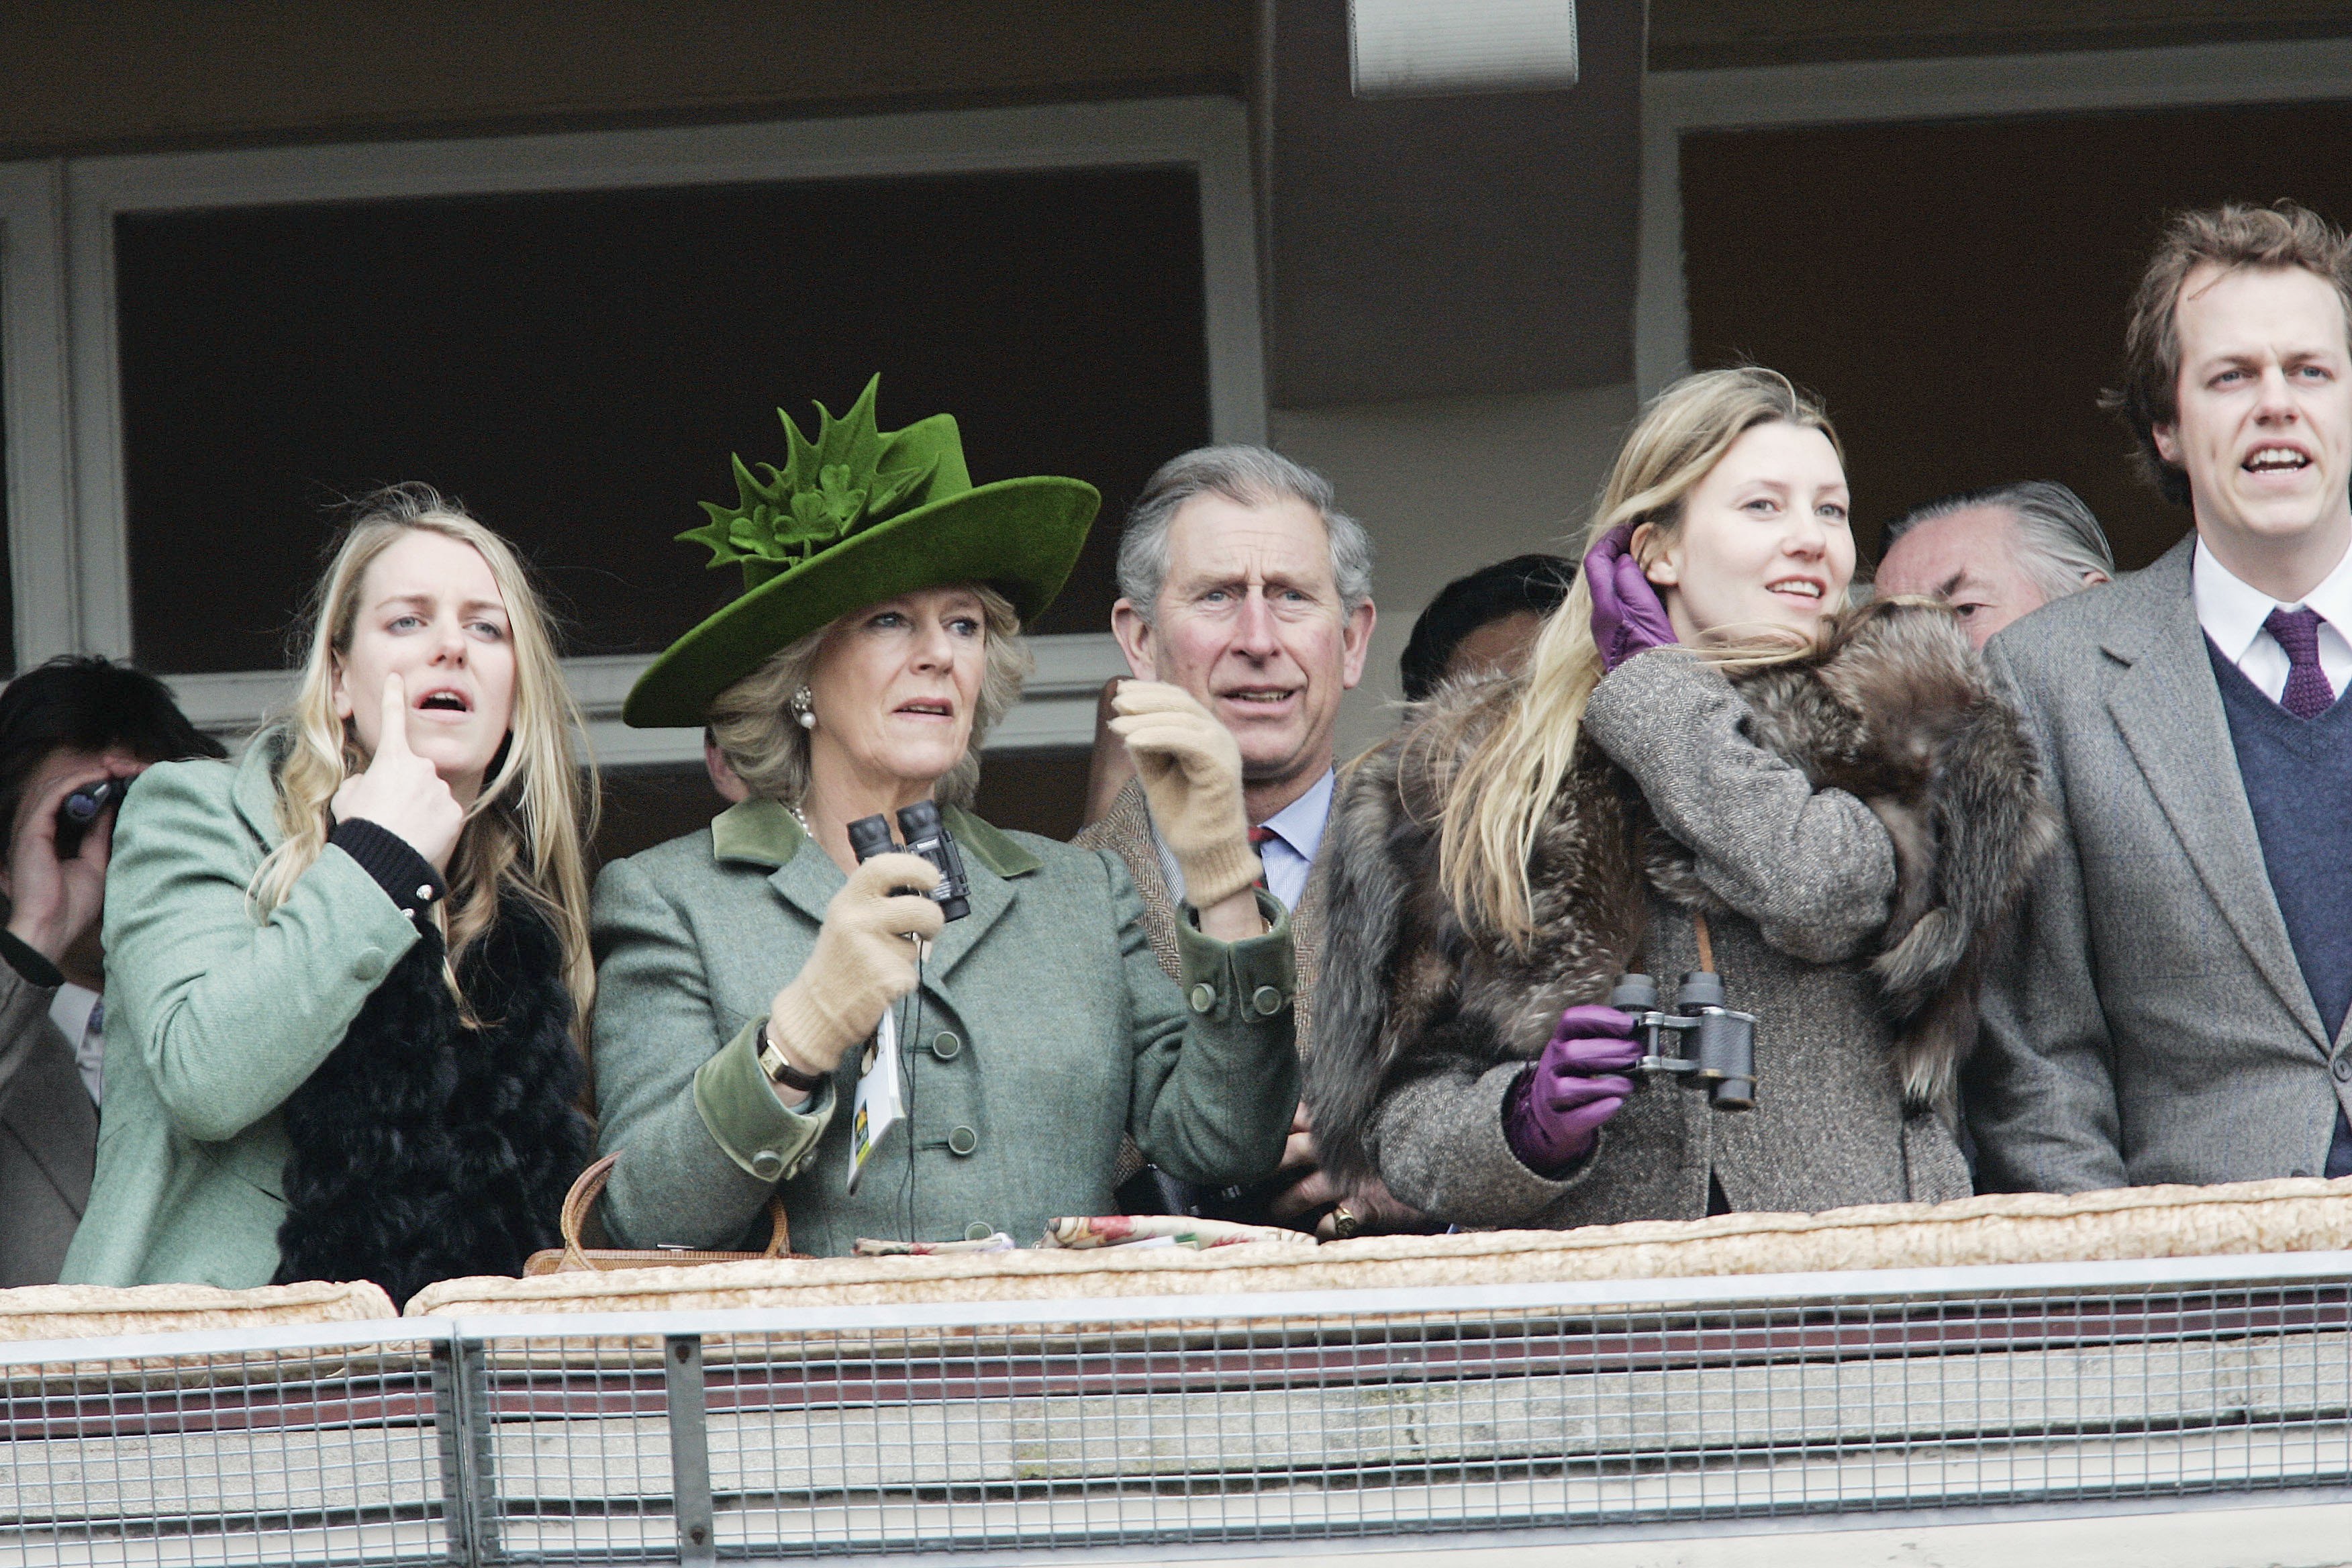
[1692,910,1716,975]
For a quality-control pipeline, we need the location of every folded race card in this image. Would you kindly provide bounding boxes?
[846,1010,903,1195]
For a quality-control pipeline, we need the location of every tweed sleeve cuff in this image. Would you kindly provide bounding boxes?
[328,819,447,924]
[0,928,63,989]
[693,1016,834,1184]
[1174,889,1295,1020]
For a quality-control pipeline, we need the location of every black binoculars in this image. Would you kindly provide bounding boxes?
[55,777,128,860]
[848,799,972,922]
[1606,971,1758,1111]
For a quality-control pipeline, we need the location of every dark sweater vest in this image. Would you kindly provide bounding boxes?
[2207,640,2352,1178]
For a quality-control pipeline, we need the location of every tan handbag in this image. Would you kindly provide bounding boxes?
[524,1153,801,1275]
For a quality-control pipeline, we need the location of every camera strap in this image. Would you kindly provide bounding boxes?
[1692,910,1717,975]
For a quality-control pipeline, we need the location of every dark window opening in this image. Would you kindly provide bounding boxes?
[1681,100,2352,571]
[116,166,1211,675]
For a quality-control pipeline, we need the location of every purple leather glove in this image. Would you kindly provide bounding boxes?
[1503,1003,1641,1175]
[1583,523,1678,671]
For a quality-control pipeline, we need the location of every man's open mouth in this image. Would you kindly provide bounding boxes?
[2245,444,2313,473]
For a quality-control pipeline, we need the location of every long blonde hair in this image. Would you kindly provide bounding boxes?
[248,485,599,1021]
[1435,367,1841,942]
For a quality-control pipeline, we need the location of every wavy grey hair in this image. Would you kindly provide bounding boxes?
[707,584,1030,810]
[1115,444,1373,623]
[1883,480,2114,603]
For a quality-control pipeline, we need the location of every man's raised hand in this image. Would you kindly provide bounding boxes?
[331,673,464,871]
[3,762,127,967]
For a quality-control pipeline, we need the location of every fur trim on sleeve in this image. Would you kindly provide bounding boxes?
[1726,599,2059,1110]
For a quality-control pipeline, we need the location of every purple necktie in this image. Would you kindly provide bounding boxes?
[2264,605,2337,720]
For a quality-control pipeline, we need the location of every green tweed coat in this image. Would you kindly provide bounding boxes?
[61,739,426,1288]
[590,800,1299,1257]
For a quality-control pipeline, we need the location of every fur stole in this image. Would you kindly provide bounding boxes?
[274,896,591,1306]
[1306,599,2057,1189]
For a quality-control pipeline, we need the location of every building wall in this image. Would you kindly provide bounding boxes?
[0,0,1251,155]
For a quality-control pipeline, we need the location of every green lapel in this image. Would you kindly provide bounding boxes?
[942,805,1042,879]
[710,797,805,867]
[710,798,836,928]
[924,807,1036,980]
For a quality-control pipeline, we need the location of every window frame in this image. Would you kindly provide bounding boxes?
[1636,36,2352,399]
[1,95,1263,761]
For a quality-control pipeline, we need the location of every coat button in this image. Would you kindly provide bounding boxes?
[352,952,385,983]
[2334,1057,2351,1082]
[1189,983,1215,1014]
[749,1149,785,1181]
[930,1030,963,1060]
[965,1221,994,1241]
[947,1125,979,1156]
[1253,985,1283,1016]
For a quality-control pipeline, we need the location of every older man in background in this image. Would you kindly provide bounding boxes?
[1078,444,1416,1235]
[1875,481,2115,648]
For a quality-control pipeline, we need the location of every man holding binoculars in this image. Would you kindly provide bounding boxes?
[0,657,220,1285]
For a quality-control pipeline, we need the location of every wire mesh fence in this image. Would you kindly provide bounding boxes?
[5,1253,2350,1566]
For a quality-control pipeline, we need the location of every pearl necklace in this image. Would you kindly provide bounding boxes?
[790,802,815,838]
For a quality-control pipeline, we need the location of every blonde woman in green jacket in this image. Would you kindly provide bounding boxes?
[63,487,598,1297]
[593,384,1299,1255]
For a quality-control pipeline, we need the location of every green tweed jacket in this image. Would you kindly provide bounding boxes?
[61,738,426,1288]
[590,800,1299,1257]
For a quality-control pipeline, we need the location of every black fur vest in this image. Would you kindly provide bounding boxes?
[273,897,591,1306]
[1306,600,2058,1190]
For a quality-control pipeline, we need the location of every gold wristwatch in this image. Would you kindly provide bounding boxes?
[757,1024,826,1093]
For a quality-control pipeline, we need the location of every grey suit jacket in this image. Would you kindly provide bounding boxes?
[1971,536,2352,1191]
[0,962,96,1285]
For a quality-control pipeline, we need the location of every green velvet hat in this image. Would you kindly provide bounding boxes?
[623,377,1100,728]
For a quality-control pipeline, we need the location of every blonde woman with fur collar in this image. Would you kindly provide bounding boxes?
[1305,369,2057,1229]
[64,485,596,1300]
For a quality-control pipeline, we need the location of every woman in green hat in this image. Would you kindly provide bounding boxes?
[591,381,1299,1255]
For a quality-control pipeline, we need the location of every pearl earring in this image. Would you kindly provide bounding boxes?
[791,687,816,730]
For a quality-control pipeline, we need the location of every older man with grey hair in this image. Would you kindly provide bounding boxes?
[1077,444,1410,1236]
[1874,481,2116,648]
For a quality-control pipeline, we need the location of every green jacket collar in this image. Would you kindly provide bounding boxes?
[709,797,1040,879]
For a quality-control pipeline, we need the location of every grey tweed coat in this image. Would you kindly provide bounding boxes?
[1307,602,2056,1229]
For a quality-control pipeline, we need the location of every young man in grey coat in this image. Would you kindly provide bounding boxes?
[1971,202,2352,1191]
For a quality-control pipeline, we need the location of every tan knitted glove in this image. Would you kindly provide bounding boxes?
[1108,680,1261,909]
[765,852,946,1076]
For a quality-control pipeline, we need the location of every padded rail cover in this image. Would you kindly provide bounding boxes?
[406,1176,2352,1316]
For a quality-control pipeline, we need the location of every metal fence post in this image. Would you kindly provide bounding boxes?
[431,1334,503,1567]
[665,1333,718,1568]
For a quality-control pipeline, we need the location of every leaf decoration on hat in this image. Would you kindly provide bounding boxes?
[680,375,940,578]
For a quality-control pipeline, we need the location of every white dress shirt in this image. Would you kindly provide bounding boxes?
[48,983,104,1105]
[1154,767,1335,914]
[2193,537,2352,704]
